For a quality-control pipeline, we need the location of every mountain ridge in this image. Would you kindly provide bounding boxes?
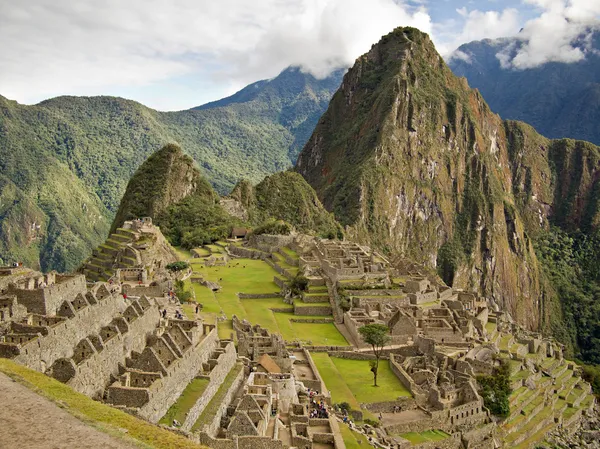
[448,29,600,146]
[0,67,344,271]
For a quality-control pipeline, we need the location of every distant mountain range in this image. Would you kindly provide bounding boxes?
[0,66,344,271]
[449,29,600,146]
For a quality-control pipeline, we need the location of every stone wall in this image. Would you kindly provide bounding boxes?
[138,328,220,423]
[57,301,160,398]
[6,292,127,372]
[293,304,332,316]
[182,340,237,431]
[7,274,87,315]
[202,364,245,436]
[122,285,165,298]
[238,293,281,299]
[229,246,268,260]
[363,397,416,413]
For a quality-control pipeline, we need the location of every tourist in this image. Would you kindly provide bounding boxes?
[195,304,200,314]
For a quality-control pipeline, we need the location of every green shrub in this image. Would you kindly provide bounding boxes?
[253,219,293,236]
[166,261,190,272]
[476,360,511,417]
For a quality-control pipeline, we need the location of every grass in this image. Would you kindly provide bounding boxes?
[191,247,210,257]
[205,244,224,254]
[192,364,243,431]
[159,378,210,426]
[185,258,347,346]
[311,353,411,417]
[173,246,193,262]
[0,358,206,449]
[280,247,299,259]
[399,430,449,445]
[340,424,370,449]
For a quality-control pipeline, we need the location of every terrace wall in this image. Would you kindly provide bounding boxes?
[5,293,126,372]
[58,302,160,398]
[182,340,237,431]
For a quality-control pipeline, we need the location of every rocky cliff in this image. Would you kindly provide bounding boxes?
[296,27,600,331]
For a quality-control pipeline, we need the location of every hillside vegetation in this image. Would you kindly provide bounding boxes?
[0,67,343,270]
[111,145,342,251]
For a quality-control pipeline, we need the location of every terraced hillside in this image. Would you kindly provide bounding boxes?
[486,318,596,448]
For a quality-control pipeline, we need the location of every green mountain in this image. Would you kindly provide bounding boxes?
[226,171,343,238]
[110,144,341,250]
[448,30,600,146]
[296,27,600,359]
[0,67,343,271]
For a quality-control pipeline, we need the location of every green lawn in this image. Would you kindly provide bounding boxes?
[173,246,193,261]
[191,247,211,257]
[159,378,210,426]
[311,354,411,410]
[340,424,370,449]
[206,244,224,254]
[280,247,299,259]
[185,258,347,346]
[0,359,205,449]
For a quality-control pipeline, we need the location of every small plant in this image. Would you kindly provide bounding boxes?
[476,360,511,417]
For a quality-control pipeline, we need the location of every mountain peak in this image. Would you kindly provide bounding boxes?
[110,143,216,232]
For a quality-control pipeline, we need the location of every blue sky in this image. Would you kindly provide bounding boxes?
[0,0,597,110]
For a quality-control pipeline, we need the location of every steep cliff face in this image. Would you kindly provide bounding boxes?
[296,27,600,330]
[110,143,216,232]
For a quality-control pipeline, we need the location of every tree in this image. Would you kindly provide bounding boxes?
[174,279,192,304]
[358,324,391,387]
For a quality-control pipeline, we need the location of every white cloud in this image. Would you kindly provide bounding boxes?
[0,0,431,109]
[498,0,600,69]
[439,7,521,58]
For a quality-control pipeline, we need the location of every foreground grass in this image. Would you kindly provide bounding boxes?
[159,378,210,426]
[331,357,411,402]
[0,359,205,449]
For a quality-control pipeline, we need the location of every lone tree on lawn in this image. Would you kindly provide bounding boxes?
[358,323,391,387]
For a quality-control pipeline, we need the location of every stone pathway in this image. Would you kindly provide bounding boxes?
[0,373,139,449]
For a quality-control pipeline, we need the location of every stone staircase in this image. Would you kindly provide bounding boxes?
[83,228,140,282]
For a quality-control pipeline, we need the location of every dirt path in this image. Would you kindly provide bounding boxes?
[0,373,139,449]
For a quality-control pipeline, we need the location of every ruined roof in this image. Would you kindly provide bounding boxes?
[257,353,281,374]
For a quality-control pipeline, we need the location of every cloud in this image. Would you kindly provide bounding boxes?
[497,0,600,69]
[0,0,431,109]
[439,7,521,58]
